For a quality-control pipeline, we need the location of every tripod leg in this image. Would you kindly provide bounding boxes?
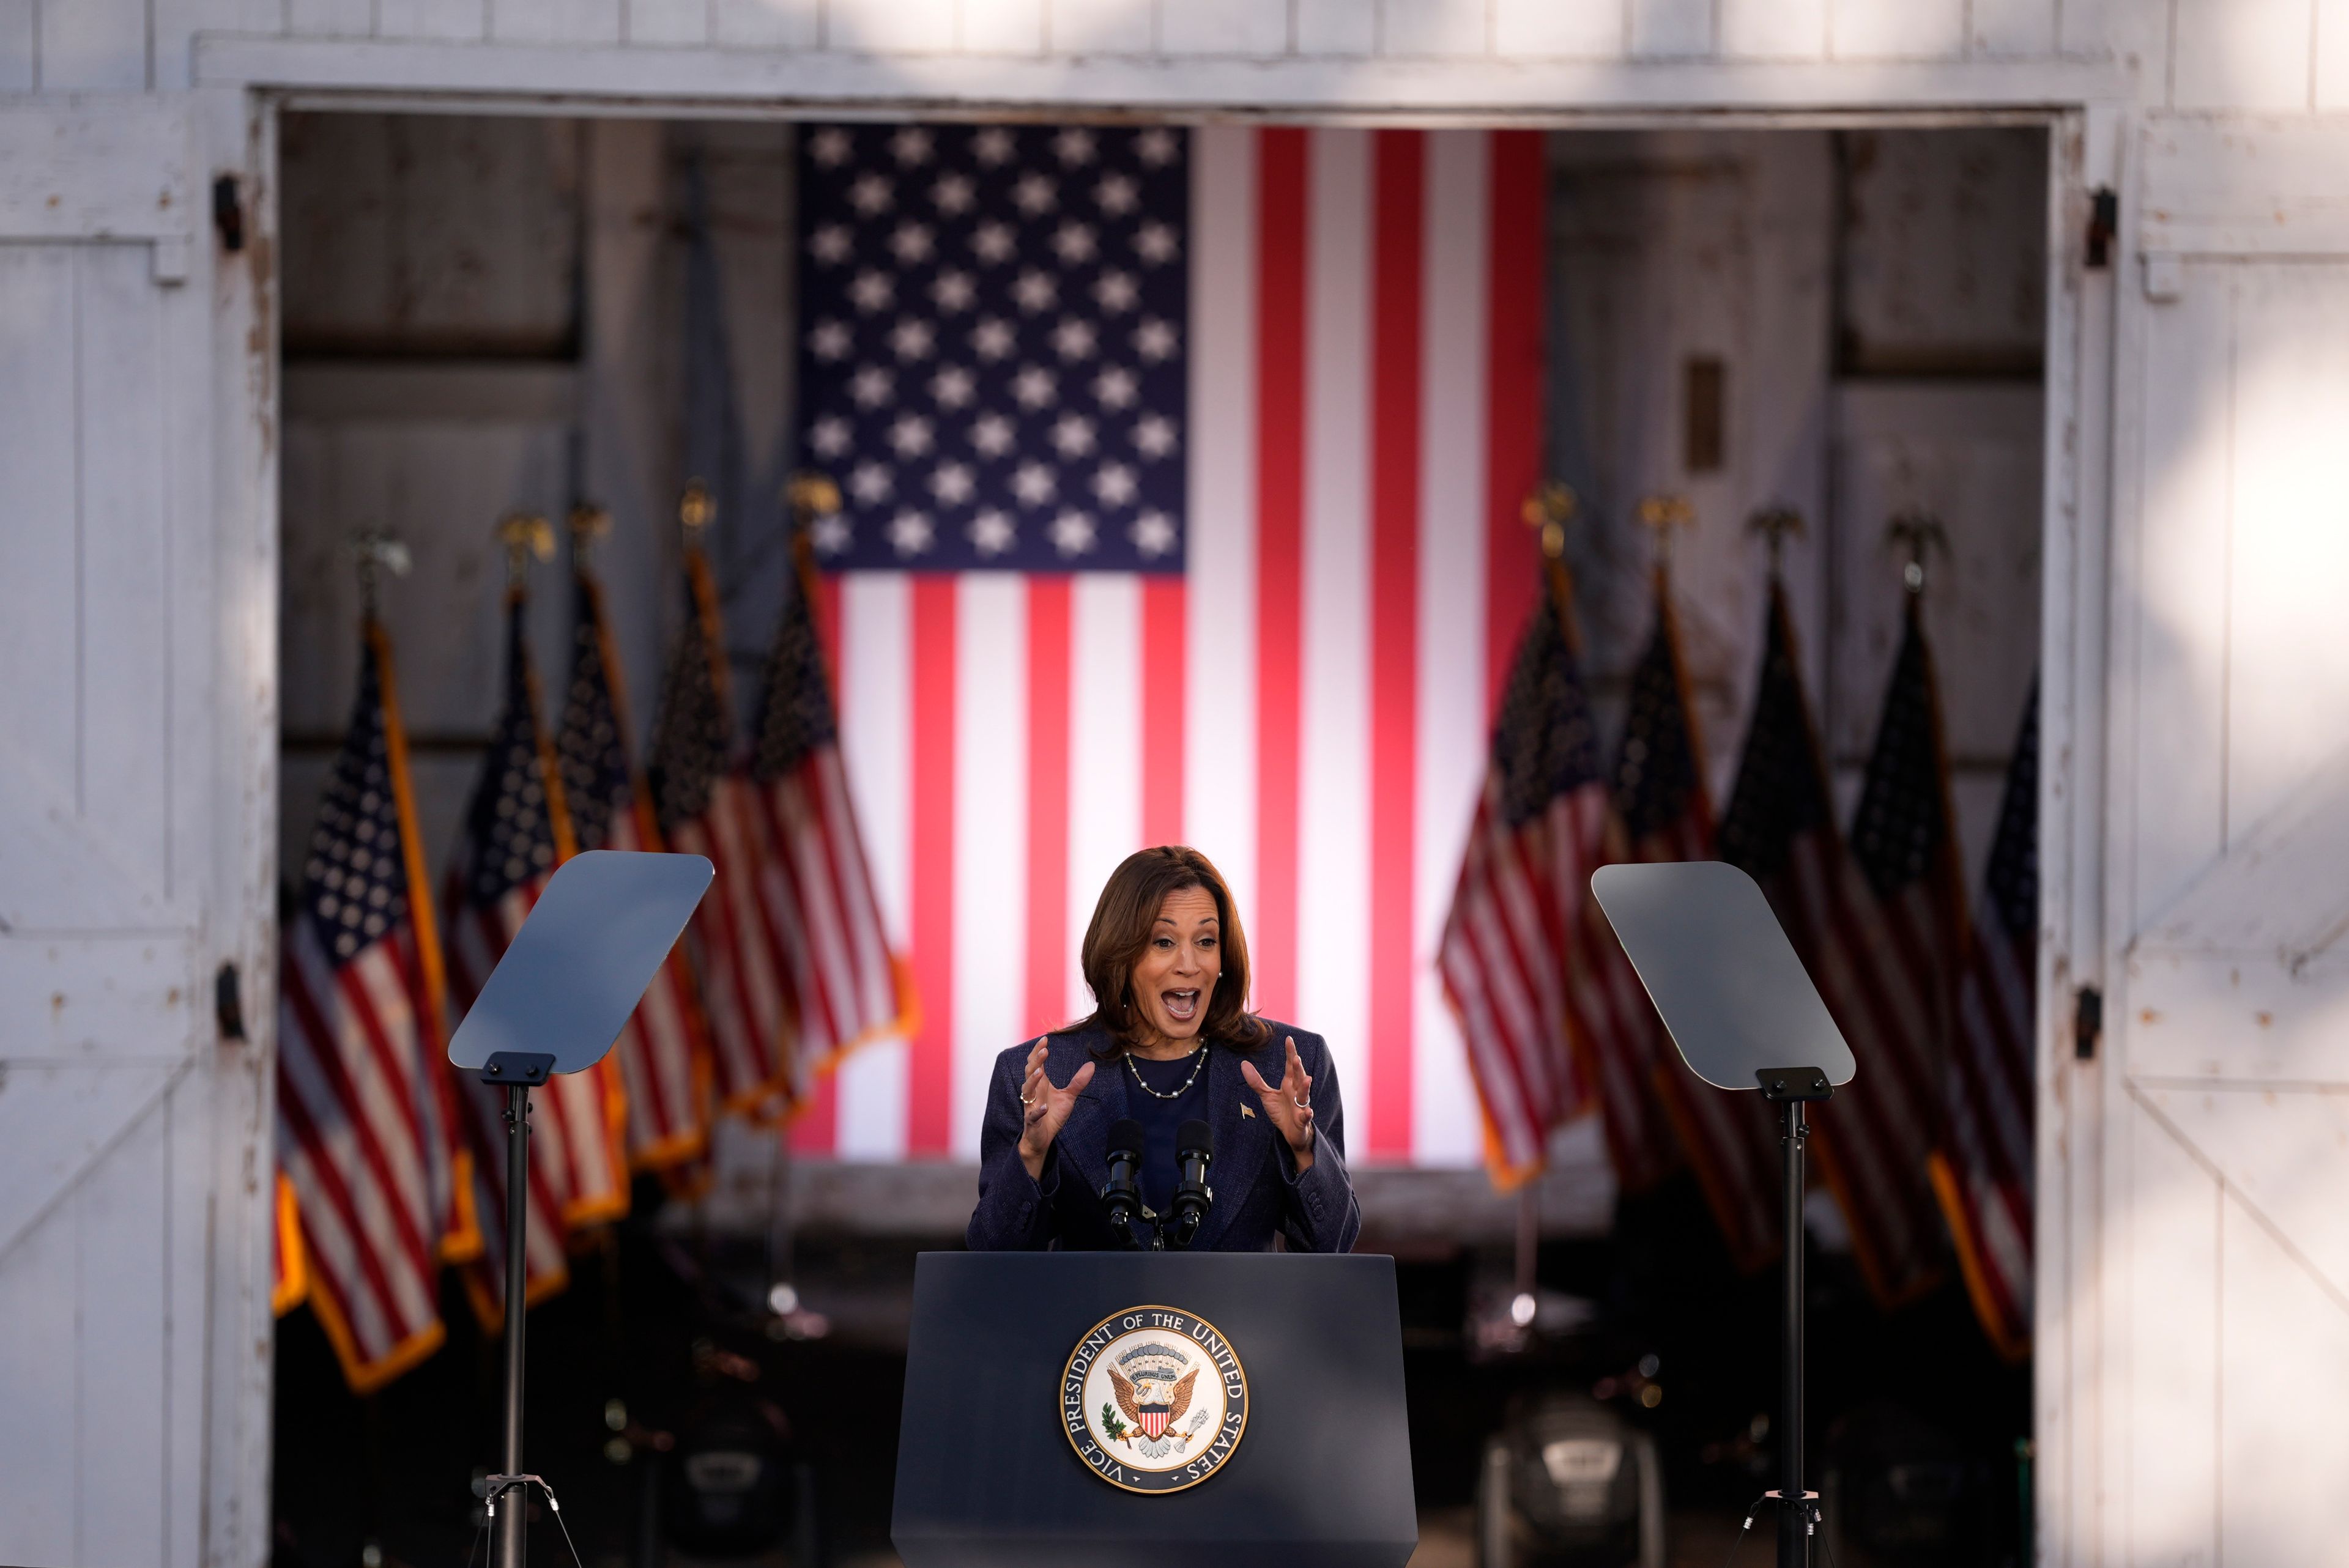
[499,1083,532,1568]
[1779,1097,1806,1568]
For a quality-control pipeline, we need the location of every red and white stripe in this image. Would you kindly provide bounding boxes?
[1934,901,2034,1356]
[444,881,631,1229]
[790,127,1548,1167]
[1438,779,1600,1182]
[753,725,908,1093]
[604,802,713,1167]
[675,772,793,1112]
[1777,837,1948,1303]
[276,917,451,1387]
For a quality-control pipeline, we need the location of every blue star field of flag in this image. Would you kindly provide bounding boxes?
[557,579,633,853]
[752,572,839,782]
[1491,595,1606,828]
[1718,585,1833,881]
[796,122,1189,572]
[456,601,560,908]
[299,636,414,963]
[1611,594,1709,845]
[647,586,732,835]
[1850,605,1953,901]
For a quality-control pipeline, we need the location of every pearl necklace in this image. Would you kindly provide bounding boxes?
[1126,1043,1207,1100]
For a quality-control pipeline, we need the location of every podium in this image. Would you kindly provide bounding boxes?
[892,1252,1417,1568]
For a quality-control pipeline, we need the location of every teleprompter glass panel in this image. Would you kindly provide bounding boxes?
[1589,860,1855,1091]
[447,850,713,1075]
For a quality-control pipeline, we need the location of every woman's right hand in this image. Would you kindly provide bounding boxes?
[1017,1037,1096,1182]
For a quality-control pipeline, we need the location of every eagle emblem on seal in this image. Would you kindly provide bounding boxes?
[1107,1345,1201,1446]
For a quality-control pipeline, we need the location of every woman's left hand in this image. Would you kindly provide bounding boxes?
[1241,1035,1316,1172]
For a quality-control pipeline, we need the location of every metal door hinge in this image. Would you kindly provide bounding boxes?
[2073,985,2102,1062]
[215,961,247,1042]
[213,174,245,254]
[2085,187,2117,269]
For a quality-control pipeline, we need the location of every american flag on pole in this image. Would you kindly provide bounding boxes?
[1682,582,1828,1273]
[1832,595,1960,1306]
[1598,573,1732,1204]
[1930,681,2037,1360]
[1438,578,1602,1186]
[275,623,468,1392]
[444,594,615,1320]
[650,533,795,1116]
[1716,580,1944,1303]
[559,566,714,1169]
[748,543,911,1102]
[785,123,1551,1167]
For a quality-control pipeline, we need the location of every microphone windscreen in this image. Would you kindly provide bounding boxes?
[1177,1119,1214,1159]
[1109,1118,1146,1158]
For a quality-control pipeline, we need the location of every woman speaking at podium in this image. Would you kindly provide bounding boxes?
[967,845,1361,1252]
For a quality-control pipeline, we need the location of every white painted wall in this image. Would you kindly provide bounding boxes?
[1,1,2347,1565]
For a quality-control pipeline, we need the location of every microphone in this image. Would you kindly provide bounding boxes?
[1165,1119,1215,1251]
[1102,1117,1147,1251]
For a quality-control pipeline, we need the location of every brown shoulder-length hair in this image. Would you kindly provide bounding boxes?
[1065,845,1269,1056]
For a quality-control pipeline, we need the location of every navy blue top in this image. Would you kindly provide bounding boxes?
[1123,1048,1211,1217]
[966,1023,1360,1253]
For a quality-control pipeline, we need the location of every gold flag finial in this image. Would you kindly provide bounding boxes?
[1520,481,1577,561]
[1749,507,1805,575]
[349,528,412,618]
[786,471,843,523]
[1636,494,1696,569]
[566,503,612,569]
[496,511,555,588]
[1885,510,1949,595]
[679,479,716,541]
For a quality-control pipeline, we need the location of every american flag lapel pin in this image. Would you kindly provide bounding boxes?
[1241,1105,1255,1119]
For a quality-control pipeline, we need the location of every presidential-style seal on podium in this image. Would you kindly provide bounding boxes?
[1062,1306,1249,1494]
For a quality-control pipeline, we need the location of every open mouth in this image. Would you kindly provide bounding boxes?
[1160,988,1201,1024]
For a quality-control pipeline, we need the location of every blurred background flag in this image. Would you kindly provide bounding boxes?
[650,510,796,1116]
[443,588,604,1320]
[1594,568,1714,1197]
[560,550,716,1170]
[1438,579,1600,1186]
[1715,578,1945,1302]
[1931,682,2038,1359]
[748,514,913,1103]
[1690,582,1826,1272]
[275,621,466,1392]
[789,122,1553,1167]
[1834,592,1962,1306]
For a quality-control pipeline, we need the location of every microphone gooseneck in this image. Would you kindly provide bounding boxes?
[1103,1116,1147,1251]
[1166,1119,1215,1250]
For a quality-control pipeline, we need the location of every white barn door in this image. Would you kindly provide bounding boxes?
[0,98,273,1568]
[2102,118,2349,1566]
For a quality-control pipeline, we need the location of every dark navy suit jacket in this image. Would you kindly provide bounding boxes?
[964,1022,1362,1253]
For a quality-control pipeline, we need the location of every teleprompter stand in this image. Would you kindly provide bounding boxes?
[447,851,714,1567]
[1590,861,1857,1568]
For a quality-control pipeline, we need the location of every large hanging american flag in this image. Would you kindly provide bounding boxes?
[1931,682,2038,1359]
[560,566,714,1169]
[786,124,1552,1167]
[275,623,469,1391]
